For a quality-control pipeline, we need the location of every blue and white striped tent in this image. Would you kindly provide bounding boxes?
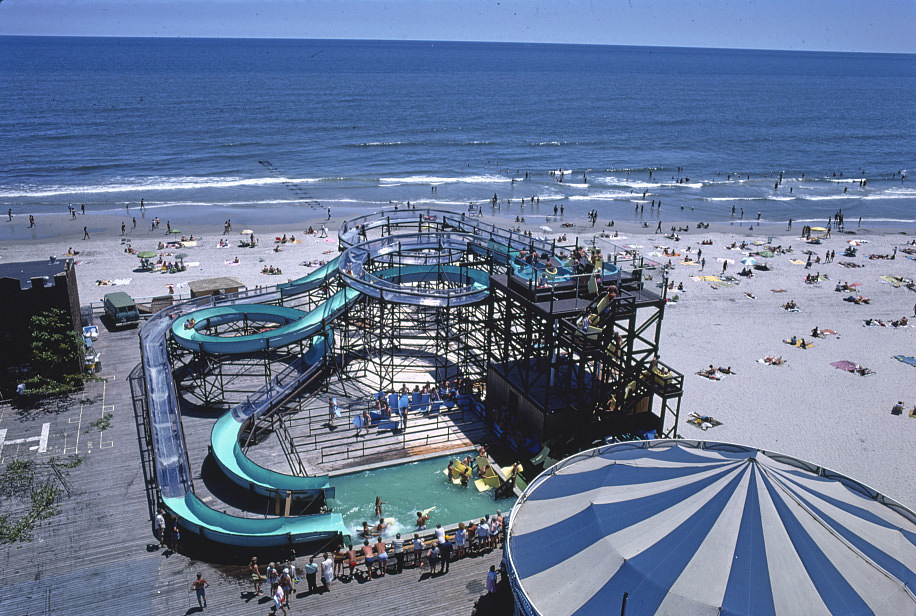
[505,440,916,616]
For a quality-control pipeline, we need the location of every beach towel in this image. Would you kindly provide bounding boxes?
[224,260,240,266]
[771,288,787,293]
[757,357,787,366]
[790,259,805,265]
[687,413,722,430]
[696,371,720,380]
[112,278,132,286]
[893,355,916,367]
[831,360,874,375]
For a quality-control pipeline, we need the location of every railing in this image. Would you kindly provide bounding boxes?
[284,394,487,466]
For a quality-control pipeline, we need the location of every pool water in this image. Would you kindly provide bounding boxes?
[328,454,516,540]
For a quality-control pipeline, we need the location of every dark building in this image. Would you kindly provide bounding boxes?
[0,257,82,380]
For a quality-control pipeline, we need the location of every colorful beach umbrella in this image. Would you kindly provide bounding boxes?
[810,226,827,232]
[539,225,553,232]
[740,257,757,266]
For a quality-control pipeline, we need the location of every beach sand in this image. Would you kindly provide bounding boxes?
[3,209,915,508]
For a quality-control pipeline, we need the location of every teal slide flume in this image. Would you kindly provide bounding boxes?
[210,333,337,499]
[163,493,348,548]
[171,287,360,354]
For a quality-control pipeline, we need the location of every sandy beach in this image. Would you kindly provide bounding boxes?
[3,207,915,509]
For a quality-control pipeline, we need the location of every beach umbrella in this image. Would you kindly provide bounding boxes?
[137,251,157,259]
[810,226,827,232]
[740,257,757,266]
[848,239,863,246]
[175,252,188,263]
[241,229,254,235]
[505,440,916,616]
[758,250,775,258]
[716,257,734,264]
[168,228,182,234]
[539,225,553,232]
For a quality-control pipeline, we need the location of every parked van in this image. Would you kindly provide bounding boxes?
[103,291,140,327]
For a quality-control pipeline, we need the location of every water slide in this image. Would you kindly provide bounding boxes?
[170,288,359,354]
[209,334,337,500]
[140,263,354,548]
[141,211,578,548]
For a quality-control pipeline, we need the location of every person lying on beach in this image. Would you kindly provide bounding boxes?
[697,365,720,379]
[717,366,736,374]
[783,300,798,311]
[763,355,785,365]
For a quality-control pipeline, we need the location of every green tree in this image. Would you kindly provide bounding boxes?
[23,308,85,395]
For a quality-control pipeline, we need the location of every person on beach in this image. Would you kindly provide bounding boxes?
[375,496,385,518]
[191,573,209,609]
[7,208,11,221]
[29,214,35,228]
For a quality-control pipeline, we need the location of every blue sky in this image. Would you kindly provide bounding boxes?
[2,0,915,53]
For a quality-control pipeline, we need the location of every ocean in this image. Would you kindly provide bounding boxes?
[1,36,914,227]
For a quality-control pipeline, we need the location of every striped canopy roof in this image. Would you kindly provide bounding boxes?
[505,440,916,616]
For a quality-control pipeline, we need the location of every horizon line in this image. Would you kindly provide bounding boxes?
[1,34,913,57]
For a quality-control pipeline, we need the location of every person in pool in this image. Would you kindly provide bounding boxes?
[416,511,429,530]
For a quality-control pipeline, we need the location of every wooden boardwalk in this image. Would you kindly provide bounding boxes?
[0,324,508,616]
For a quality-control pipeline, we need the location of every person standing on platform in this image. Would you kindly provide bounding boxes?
[392,533,405,573]
[321,552,334,591]
[439,537,452,573]
[250,557,264,595]
[271,585,287,615]
[486,565,499,594]
[303,557,319,594]
[154,509,165,547]
[191,573,209,609]
[168,516,180,552]
[328,397,340,429]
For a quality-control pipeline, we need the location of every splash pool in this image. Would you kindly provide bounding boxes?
[328,453,516,540]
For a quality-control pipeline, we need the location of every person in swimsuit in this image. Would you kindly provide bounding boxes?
[361,540,376,579]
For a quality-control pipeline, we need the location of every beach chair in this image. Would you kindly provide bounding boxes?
[388,393,399,413]
[398,394,410,414]
[429,392,443,414]
[587,275,599,296]
[411,392,423,413]
[419,393,431,415]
